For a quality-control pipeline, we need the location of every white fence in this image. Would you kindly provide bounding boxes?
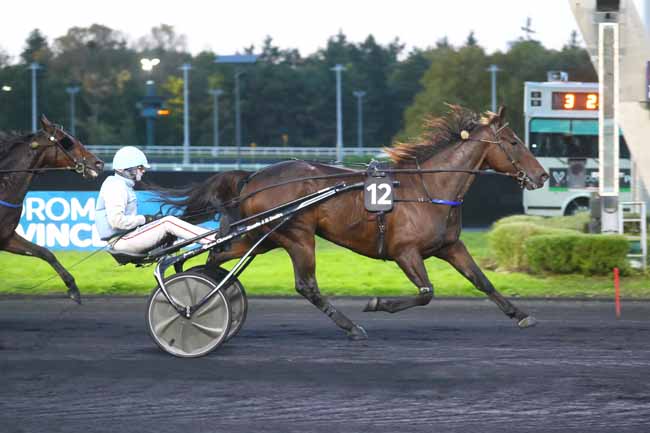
[87,146,384,170]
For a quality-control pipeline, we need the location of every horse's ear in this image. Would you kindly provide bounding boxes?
[497,106,507,124]
[40,115,53,132]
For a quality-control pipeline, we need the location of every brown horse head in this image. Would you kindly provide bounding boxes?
[36,115,104,178]
[474,106,548,190]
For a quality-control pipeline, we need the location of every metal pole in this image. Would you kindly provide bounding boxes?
[65,86,80,135]
[146,80,155,147]
[353,90,366,149]
[486,64,500,113]
[331,64,345,162]
[28,63,41,132]
[181,64,191,165]
[235,70,242,169]
[209,89,223,148]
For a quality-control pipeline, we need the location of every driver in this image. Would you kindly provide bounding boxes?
[95,146,215,253]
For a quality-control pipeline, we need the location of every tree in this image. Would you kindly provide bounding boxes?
[401,41,489,139]
[51,25,136,144]
[0,47,9,67]
[21,29,52,64]
[137,24,187,53]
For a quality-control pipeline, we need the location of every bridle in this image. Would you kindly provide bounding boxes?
[46,126,89,175]
[0,126,89,175]
[479,122,533,189]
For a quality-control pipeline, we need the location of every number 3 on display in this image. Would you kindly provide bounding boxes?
[364,178,393,211]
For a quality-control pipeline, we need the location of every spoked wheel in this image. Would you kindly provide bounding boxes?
[186,265,248,341]
[146,272,231,358]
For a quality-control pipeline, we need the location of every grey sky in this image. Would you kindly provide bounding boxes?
[0,0,607,61]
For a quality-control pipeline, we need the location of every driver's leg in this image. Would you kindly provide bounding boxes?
[113,216,215,253]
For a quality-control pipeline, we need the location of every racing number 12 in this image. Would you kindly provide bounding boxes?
[366,182,392,205]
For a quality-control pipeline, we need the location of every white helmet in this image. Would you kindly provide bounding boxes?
[112,146,150,170]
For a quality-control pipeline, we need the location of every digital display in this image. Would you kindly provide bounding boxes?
[551,92,599,110]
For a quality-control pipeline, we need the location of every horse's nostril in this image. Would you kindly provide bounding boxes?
[540,173,549,184]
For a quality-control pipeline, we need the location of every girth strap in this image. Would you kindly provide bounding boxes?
[377,211,387,260]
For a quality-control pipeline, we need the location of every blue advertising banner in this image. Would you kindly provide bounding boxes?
[16,191,218,251]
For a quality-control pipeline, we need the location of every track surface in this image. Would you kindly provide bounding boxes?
[2,296,650,433]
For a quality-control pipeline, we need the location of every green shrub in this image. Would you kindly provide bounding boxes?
[525,235,579,274]
[494,212,590,232]
[487,223,576,271]
[525,234,630,275]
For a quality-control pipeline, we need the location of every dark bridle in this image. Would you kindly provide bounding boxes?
[0,125,90,175]
[478,122,535,189]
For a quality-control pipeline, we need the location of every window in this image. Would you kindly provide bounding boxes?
[529,119,630,158]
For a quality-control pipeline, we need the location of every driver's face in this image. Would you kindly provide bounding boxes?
[135,166,146,181]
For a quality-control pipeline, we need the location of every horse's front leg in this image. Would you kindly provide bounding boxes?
[2,232,82,303]
[436,240,537,328]
[364,247,434,313]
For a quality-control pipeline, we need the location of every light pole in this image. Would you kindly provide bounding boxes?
[208,89,223,148]
[214,54,258,169]
[28,62,41,132]
[65,86,80,135]
[331,64,346,162]
[486,64,500,113]
[1,85,11,92]
[353,90,366,149]
[140,58,160,147]
[180,63,192,165]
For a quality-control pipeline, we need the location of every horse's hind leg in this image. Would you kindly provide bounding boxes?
[273,231,368,340]
[436,240,536,328]
[3,232,82,303]
[364,248,434,313]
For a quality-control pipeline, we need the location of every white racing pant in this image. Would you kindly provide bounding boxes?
[112,216,215,253]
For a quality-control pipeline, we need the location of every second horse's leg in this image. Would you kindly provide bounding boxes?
[436,240,536,328]
[364,248,434,313]
[2,232,82,303]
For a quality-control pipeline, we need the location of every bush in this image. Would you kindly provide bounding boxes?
[493,212,590,232]
[525,234,630,275]
[487,223,577,271]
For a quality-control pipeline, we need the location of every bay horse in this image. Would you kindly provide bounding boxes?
[0,116,104,303]
[163,106,549,339]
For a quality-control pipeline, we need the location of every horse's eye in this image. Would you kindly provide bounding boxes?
[60,136,74,149]
[511,141,518,146]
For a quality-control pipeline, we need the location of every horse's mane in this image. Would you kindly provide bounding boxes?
[385,105,496,164]
[0,130,34,168]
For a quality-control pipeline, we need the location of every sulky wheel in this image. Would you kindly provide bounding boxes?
[186,265,248,341]
[146,271,231,358]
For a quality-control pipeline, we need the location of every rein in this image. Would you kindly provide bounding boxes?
[226,167,514,208]
[175,165,512,221]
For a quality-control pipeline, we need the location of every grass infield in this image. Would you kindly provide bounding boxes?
[1,232,648,298]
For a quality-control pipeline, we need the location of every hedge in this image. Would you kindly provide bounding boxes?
[487,222,577,271]
[493,213,590,232]
[525,234,630,275]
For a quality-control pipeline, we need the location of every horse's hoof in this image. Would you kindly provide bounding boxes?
[347,325,368,340]
[68,289,82,305]
[517,315,537,328]
[363,297,379,312]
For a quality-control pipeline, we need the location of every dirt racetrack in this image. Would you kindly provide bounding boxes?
[1,296,650,433]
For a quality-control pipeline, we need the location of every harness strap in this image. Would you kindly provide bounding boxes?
[430,198,463,206]
[0,199,22,209]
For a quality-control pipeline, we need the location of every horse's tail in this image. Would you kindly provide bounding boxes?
[150,170,251,224]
